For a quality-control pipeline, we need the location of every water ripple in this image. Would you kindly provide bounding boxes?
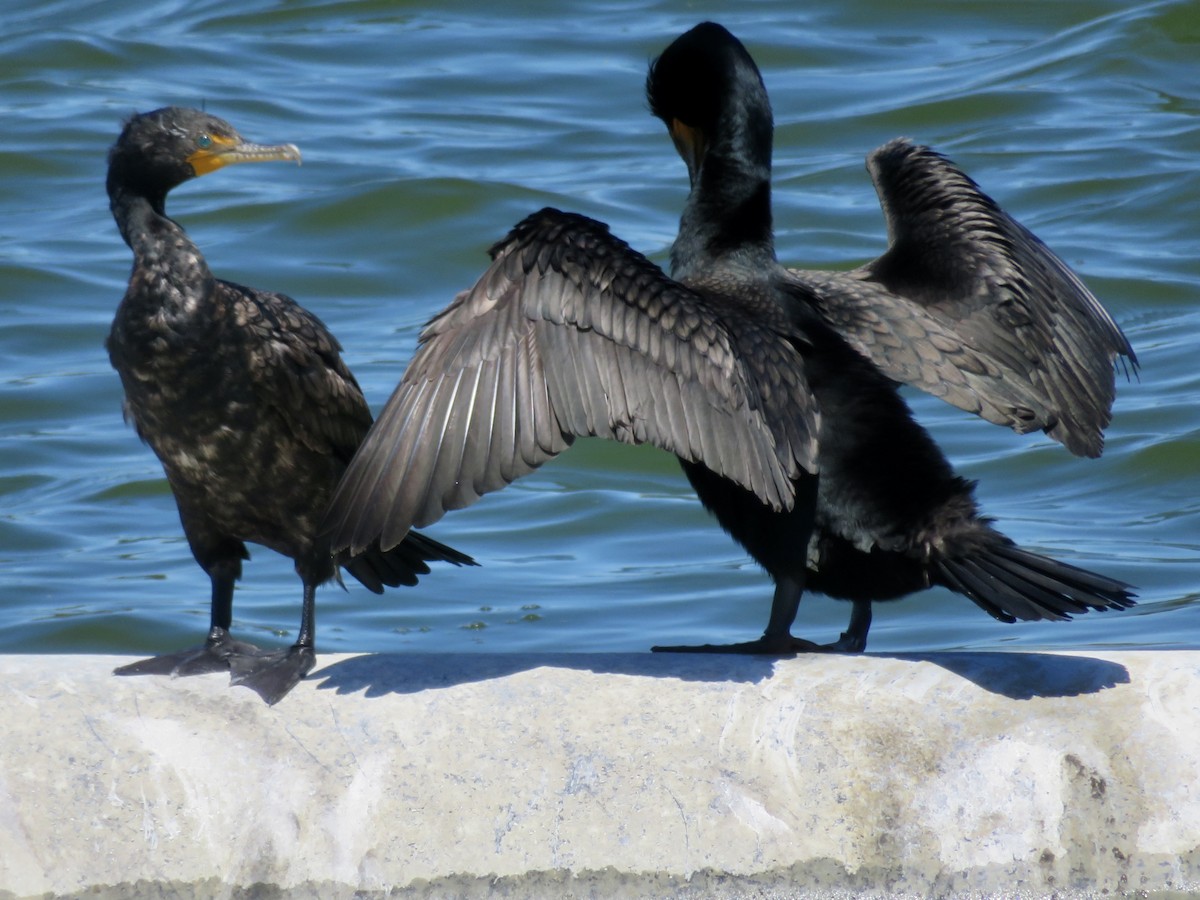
[0,0,1194,657]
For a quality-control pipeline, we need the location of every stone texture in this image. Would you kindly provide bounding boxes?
[0,650,1197,898]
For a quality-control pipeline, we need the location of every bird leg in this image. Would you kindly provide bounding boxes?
[114,572,263,678]
[652,575,826,654]
[228,581,317,705]
[822,600,871,653]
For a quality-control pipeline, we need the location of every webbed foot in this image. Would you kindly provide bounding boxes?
[824,601,871,653]
[821,631,867,653]
[651,634,825,654]
[228,644,316,705]
[114,630,262,678]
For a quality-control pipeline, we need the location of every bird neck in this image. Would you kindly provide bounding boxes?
[670,130,776,279]
[109,178,176,251]
[109,181,214,308]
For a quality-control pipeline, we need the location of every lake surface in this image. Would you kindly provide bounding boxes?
[1,0,1196,664]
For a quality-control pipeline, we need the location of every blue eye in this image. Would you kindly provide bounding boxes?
[197,134,213,149]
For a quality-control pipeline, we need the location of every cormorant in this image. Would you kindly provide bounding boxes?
[322,23,1135,653]
[106,107,475,704]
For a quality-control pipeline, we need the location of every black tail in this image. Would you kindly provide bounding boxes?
[341,530,477,594]
[935,541,1136,623]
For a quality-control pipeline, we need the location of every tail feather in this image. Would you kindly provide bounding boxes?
[971,556,1082,618]
[935,540,1135,624]
[341,530,478,594]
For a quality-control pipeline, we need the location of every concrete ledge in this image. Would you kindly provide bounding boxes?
[1,650,1197,898]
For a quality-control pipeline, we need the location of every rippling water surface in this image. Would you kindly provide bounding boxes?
[2,0,1196,663]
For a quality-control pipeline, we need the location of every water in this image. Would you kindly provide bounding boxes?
[1,0,1196,663]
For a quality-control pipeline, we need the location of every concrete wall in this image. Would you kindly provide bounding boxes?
[1,650,1197,898]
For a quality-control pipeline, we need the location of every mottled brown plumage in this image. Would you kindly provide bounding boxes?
[107,107,474,703]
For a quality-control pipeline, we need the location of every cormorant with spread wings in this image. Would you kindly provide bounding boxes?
[323,23,1135,652]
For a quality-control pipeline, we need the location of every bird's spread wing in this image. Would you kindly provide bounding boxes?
[324,207,818,555]
[223,280,373,463]
[788,138,1136,458]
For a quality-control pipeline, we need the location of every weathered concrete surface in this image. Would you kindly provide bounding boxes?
[0,650,1197,899]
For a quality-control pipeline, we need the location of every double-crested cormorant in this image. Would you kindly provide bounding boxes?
[106,107,474,703]
[322,23,1135,652]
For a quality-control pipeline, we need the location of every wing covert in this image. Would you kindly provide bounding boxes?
[226,281,373,464]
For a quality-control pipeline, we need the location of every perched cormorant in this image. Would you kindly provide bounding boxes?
[322,23,1135,652]
[106,107,474,703]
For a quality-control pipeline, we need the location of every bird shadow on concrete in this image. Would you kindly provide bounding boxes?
[883,650,1131,700]
[308,648,1129,702]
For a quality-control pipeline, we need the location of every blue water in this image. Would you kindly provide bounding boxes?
[1,0,1197,662]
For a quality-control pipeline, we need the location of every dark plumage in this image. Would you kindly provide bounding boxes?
[323,23,1134,653]
[106,107,474,703]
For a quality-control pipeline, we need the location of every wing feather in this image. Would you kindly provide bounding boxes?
[325,207,818,555]
[789,138,1136,457]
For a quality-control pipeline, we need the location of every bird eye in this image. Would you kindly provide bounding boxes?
[197,134,213,150]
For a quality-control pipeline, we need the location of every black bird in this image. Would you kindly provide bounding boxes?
[106,107,474,703]
[322,23,1135,653]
